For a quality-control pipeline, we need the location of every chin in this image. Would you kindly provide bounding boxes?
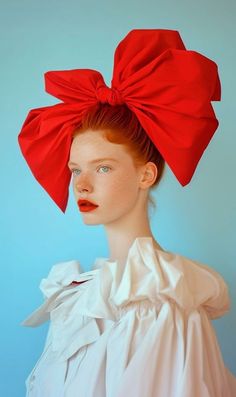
[80,210,125,226]
[85,221,101,226]
[81,216,102,226]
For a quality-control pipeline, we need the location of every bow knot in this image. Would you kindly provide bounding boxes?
[96,85,124,106]
[18,29,221,213]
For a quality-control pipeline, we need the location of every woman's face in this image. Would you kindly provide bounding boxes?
[68,129,148,226]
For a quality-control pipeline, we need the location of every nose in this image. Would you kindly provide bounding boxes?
[74,173,93,194]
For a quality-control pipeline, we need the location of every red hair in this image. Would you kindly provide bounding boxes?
[72,103,166,210]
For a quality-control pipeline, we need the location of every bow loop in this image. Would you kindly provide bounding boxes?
[18,29,221,213]
[96,85,124,106]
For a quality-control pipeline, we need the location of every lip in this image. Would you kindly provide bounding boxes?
[77,199,99,212]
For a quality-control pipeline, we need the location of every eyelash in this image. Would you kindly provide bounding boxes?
[70,165,112,176]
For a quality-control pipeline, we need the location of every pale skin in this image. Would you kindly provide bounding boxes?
[68,129,165,268]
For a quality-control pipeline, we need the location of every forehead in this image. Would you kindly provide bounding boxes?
[69,130,130,162]
[71,130,113,148]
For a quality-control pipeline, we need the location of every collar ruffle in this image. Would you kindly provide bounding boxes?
[21,237,230,361]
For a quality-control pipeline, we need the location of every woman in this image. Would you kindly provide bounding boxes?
[69,103,166,264]
[18,29,236,396]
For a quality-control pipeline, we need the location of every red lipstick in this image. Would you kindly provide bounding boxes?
[77,199,99,212]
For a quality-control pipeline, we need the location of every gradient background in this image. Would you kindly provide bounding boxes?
[1,0,235,396]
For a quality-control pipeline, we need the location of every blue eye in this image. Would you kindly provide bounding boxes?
[71,169,80,176]
[98,166,111,173]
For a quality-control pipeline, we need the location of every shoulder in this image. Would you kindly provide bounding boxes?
[154,249,231,318]
[101,240,231,319]
[39,259,95,298]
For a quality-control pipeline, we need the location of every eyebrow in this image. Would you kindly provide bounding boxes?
[67,157,119,167]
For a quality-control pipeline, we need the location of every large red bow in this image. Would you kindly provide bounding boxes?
[18,29,221,212]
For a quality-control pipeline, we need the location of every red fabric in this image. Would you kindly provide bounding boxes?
[18,29,221,213]
[70,280,88,285]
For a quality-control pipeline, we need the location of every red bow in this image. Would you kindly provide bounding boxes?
[18,29,221,213]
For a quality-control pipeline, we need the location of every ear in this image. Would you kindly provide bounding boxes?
[139,162,158,189]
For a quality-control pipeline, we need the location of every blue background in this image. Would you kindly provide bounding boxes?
[1,0,235,396]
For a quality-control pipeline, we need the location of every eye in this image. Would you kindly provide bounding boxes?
[98,166,111,173]
[71,168,80,176]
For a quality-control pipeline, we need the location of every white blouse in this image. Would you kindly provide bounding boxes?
[22,236,236,397]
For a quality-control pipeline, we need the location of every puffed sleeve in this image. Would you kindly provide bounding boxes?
[21,238,236,397]
[103,246,235,397]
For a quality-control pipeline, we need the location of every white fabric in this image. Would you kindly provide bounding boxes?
[22,236,236,397]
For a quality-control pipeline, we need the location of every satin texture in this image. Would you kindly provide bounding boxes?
[18,29,221,212]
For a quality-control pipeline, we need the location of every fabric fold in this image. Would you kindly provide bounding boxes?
[18,30,221,213]
[22,237,236,396]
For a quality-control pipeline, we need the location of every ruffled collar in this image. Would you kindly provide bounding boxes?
[91,237,168,270]
[21,236,230,361]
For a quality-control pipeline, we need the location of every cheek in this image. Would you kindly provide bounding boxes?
[102,172,138,201]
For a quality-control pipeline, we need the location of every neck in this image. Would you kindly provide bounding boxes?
[103,207,164,268]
